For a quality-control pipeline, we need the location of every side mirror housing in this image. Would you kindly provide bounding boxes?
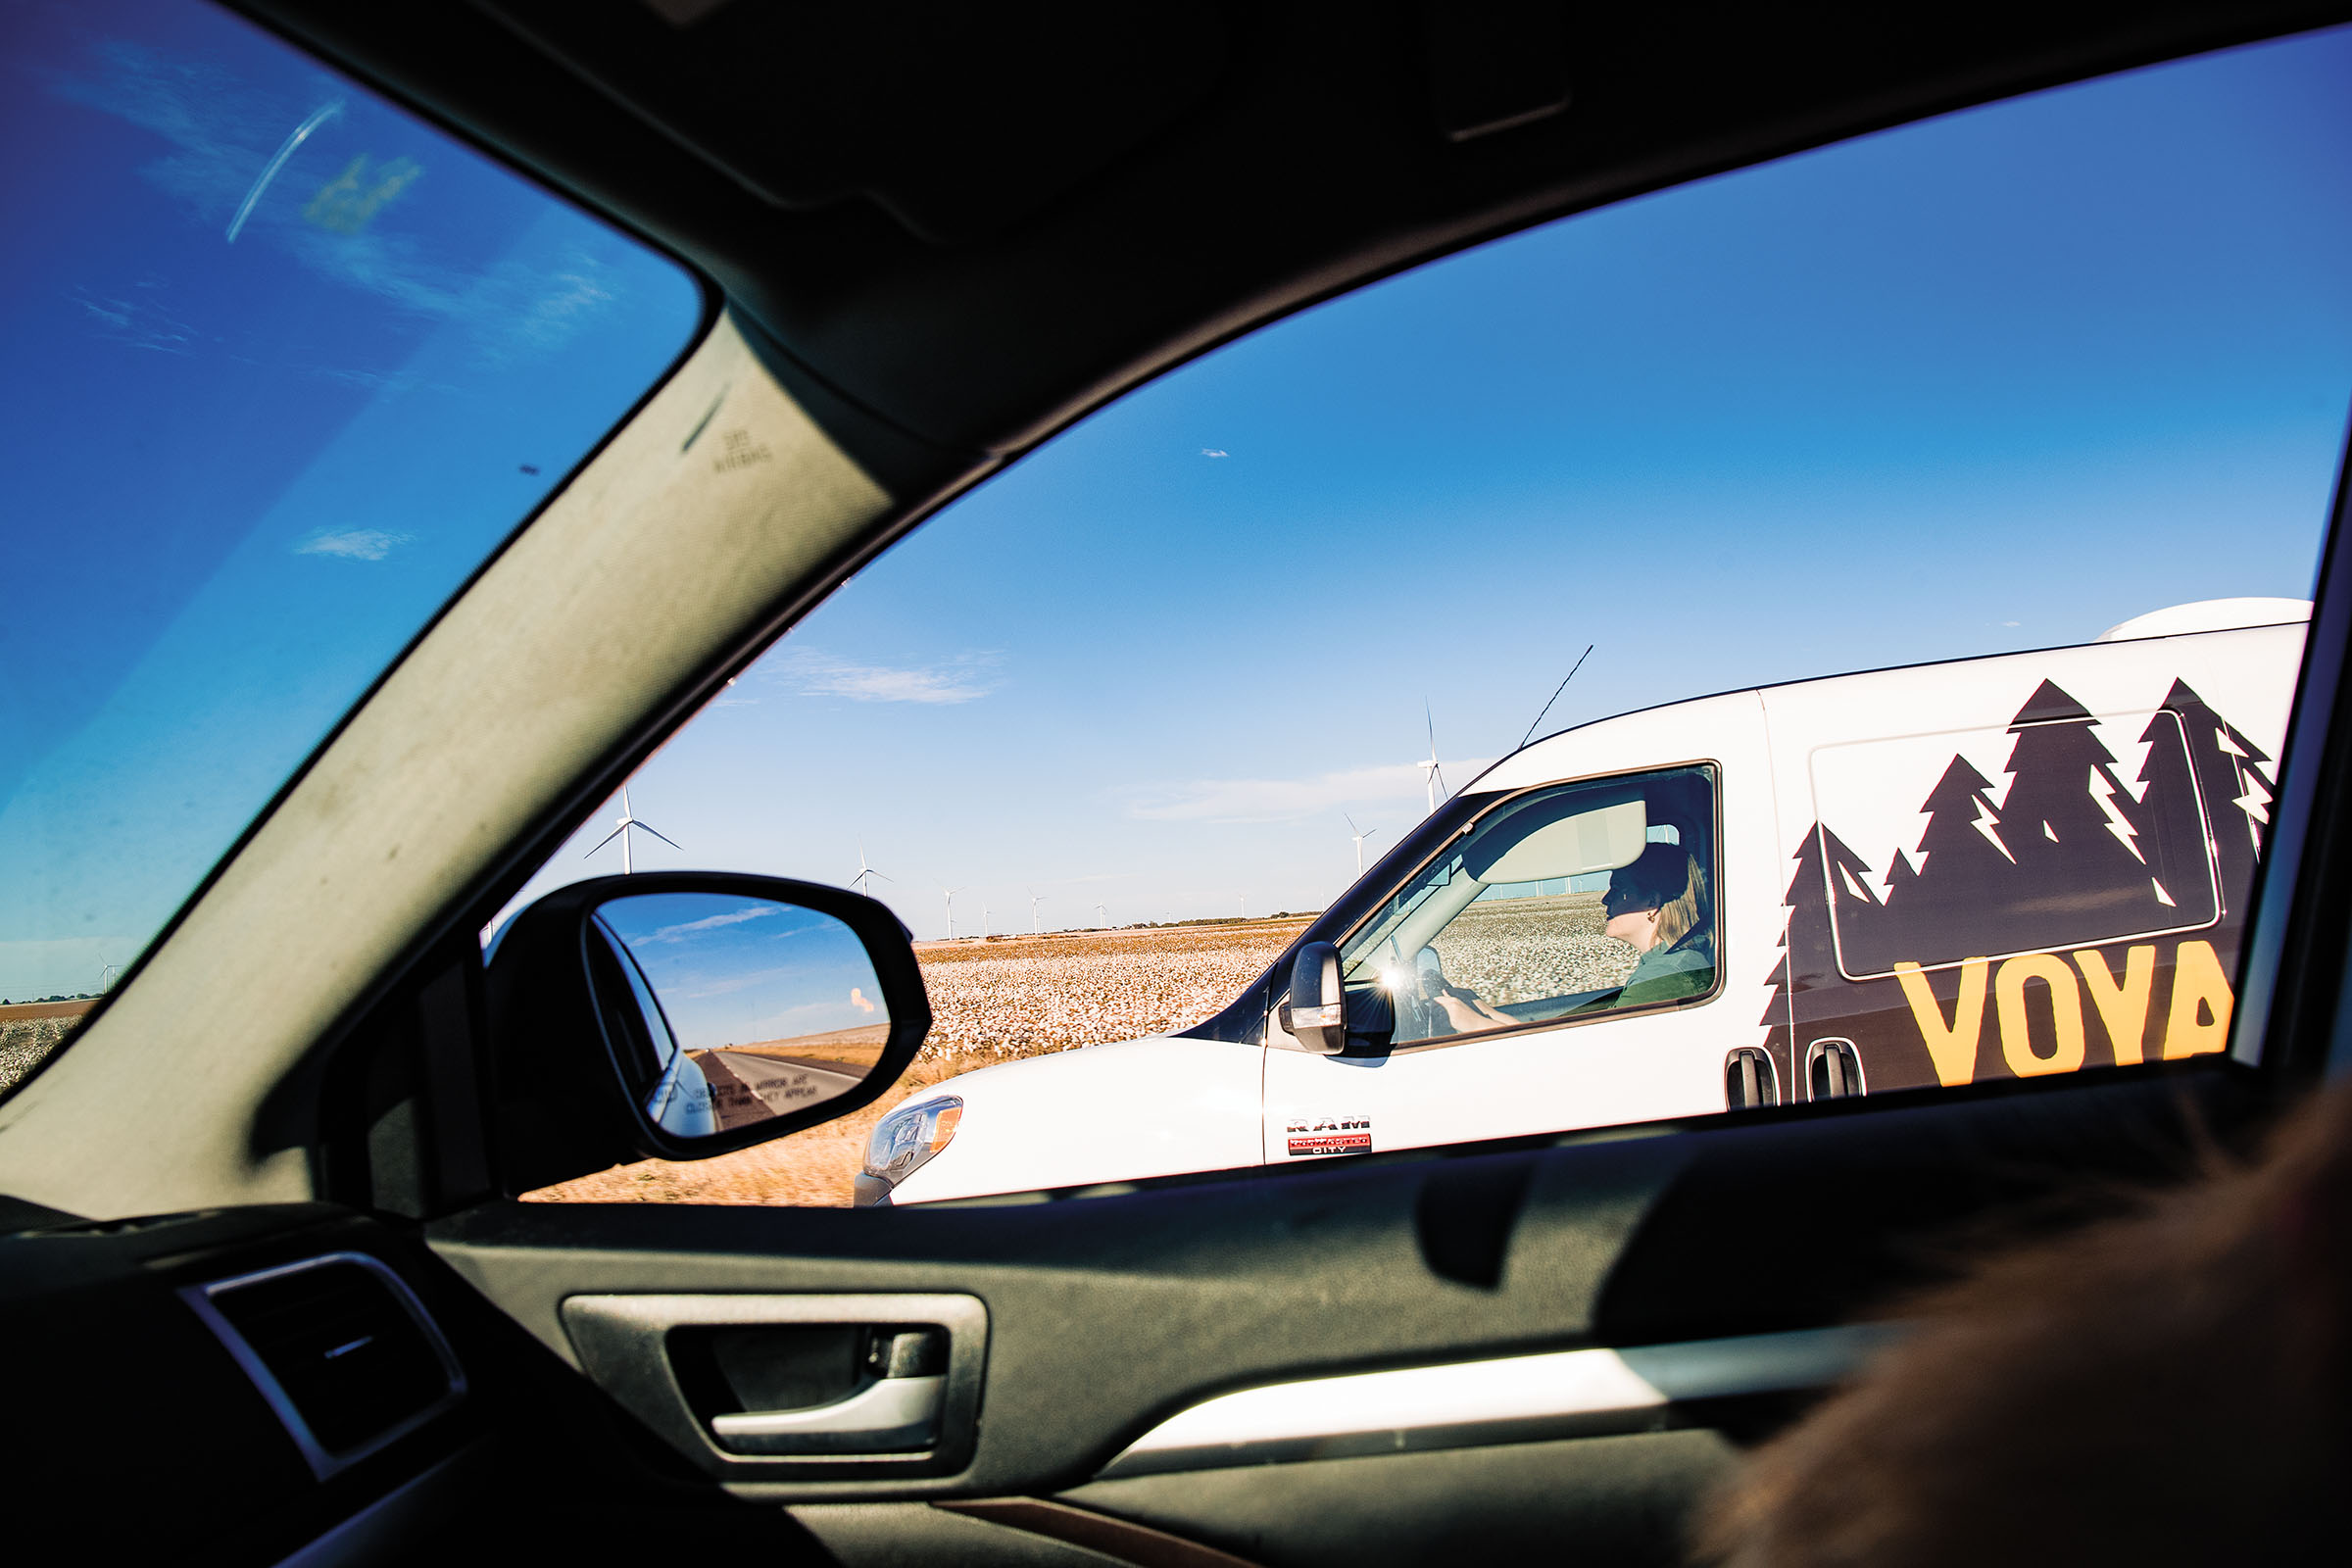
[1279,941,1348,1054]
[485,872,930,1193]
[1277,941,1393,1054]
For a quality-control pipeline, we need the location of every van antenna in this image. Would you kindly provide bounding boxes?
[1518,644,1593,752]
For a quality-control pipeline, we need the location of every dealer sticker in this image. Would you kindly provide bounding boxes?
[1285,1114,1371,1157]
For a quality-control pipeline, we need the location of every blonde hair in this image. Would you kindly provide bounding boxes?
[1655,853,1708,950]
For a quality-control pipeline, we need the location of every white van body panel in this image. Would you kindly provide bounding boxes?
[878,615,2305,1205]
[884,1035,1262,1204]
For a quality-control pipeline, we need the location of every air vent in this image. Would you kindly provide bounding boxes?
[184,1253,464,1478]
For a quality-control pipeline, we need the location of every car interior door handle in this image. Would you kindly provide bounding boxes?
[709,1372,947,1452]
[560,1293,987,1474]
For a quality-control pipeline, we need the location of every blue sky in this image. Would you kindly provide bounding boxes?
[596,893,888,1054]
[515,24,2352,943]
[0,0,699,999]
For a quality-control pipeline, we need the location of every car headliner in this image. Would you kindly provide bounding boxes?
[2,0,2343,1215]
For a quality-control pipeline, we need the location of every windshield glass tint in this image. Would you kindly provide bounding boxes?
[0,0,703,1023]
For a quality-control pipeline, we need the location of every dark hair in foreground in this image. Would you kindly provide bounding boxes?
[1693,1081,2352,1566]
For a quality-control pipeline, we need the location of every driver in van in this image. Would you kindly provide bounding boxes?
[1430,841,1714,1032]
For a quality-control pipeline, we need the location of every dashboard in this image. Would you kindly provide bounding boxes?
[0,1201,489,1565]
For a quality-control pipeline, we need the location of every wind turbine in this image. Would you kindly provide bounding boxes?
[852,838,893,897]
[584,784,680,874]
[1239,892,1249,920]
[982,903,992,938]
[1027,888,1046,934]
[1094,902,1109,927]
[1419,703,1449,814]
[1346,812,1382,874]
[941,885,965,939]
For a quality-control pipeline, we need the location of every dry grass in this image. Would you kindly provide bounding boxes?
[525,919,1308,1207]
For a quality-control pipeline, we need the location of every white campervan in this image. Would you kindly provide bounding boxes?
[857,602,2307,1206]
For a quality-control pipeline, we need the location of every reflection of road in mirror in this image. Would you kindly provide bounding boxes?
[590,890,894,1137]
[690,1023,888,1130]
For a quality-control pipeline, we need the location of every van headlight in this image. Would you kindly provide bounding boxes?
[863,1096,964,1189]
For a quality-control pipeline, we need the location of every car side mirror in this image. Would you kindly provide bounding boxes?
[1277,941,1393,1054]
[484,872,930,1192]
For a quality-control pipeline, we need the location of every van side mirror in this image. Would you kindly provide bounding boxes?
[1277,941,1394,1054]
[1280,942,1348,1054]
[485,872,931,1192]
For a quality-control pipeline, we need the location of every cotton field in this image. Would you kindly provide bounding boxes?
[0,1015,75,1093]
[1430,893,1641,1004]
[915,921,1305,1065]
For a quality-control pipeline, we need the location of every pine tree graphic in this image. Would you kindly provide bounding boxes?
[1758,836,1816,1094]
[2132,704,2215,918]
[2160,679,2276,904]
[1992,680,2170,948]
[1869,755,2015,964]
[1779,827,1879,1031]
[1812,824,1888,977]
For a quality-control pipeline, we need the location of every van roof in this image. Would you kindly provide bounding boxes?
[1481,605,2310,796]
[2094,598,2312,642]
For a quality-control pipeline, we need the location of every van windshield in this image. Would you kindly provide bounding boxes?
[0,0,703,1077]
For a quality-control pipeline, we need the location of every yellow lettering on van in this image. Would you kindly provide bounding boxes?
[1894,958,1989,1087]
[2161,939,2234,1059]
[1996,954,2086,1077]
[2073,945,2155,1066]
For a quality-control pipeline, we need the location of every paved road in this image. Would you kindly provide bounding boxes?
[697,1051,863,1129]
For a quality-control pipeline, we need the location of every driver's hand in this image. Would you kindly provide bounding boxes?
[1434,992,1491,1032]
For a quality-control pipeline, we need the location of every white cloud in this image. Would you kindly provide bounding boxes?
[1201,448,1228,458]
[644,904,779,944]
[73,285,197,355]
[294,527,412,561]
[774,650,1001,705]
[1130,760,1494,823]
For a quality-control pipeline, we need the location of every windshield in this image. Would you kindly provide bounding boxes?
[0,0,704,1071]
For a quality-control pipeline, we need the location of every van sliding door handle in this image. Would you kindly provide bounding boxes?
[1724,1047,1779,1108]
[709,1374,946,1453]
[1805,1037,1863,1101]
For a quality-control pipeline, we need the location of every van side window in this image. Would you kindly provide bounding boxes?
[1810,699,2232,977]
[1338,766,1719,1046]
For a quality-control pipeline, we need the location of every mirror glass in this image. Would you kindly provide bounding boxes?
[587,892,890,1141]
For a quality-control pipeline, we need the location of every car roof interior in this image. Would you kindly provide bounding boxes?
[250,0,2351,486]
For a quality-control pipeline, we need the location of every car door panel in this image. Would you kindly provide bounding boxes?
[423,1068,2246,1565]
[1057,1431,1738,1568]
